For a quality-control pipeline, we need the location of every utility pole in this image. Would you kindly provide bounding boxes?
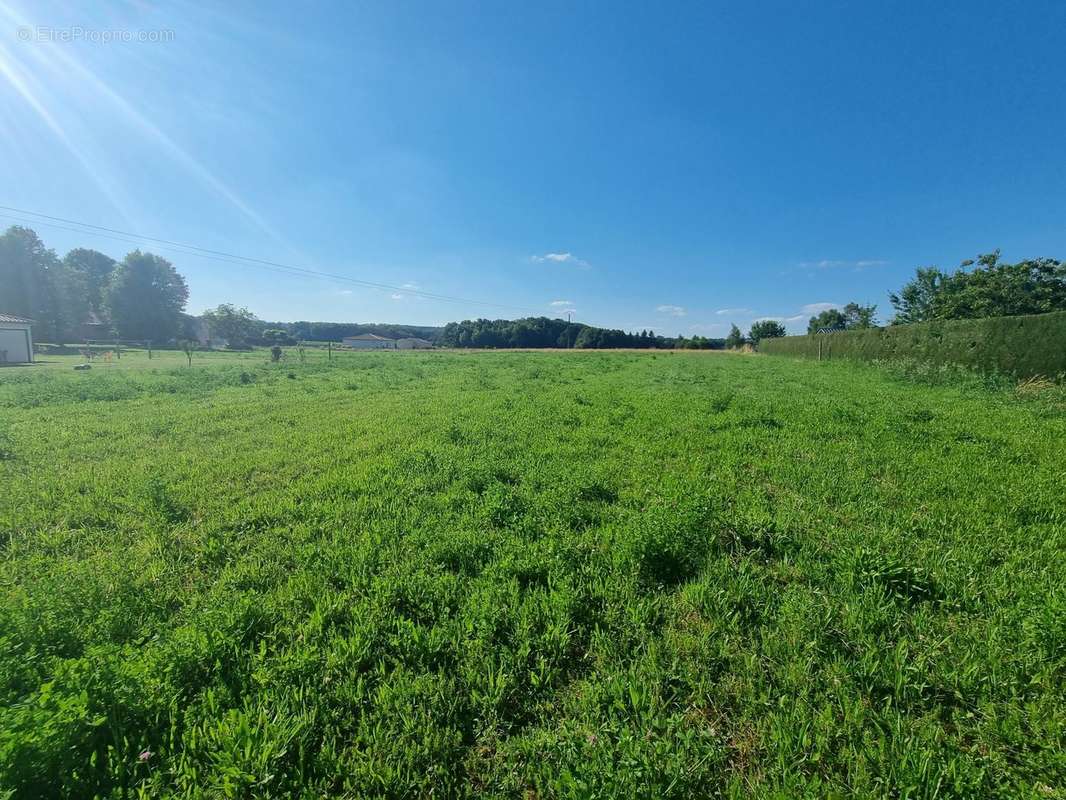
[567,312,573,349]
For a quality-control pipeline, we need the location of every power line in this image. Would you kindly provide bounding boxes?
[0,204,539,314]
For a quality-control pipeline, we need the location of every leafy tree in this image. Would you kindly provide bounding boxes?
[890,252,1066,323]
[0,226,56,332]
[724,324,746,349]
[0,225,92,342]
[888,268,945,324]
[50,264,90,342]
[572,327,599,349]
[556,323,580,348]
[63,248,116,313]
[104,251,189,341]
[681,335,724,350]
[807,303,878,333]
[842,302,877,329]
[201,304,261,347]
[807,308,847,333]
[748,319,786,344]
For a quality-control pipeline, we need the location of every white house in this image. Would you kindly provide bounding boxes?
[342,333,396,349]
[0,314,34,364]
[396,337,434,349]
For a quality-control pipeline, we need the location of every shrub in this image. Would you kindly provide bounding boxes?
[761,310,1066,377]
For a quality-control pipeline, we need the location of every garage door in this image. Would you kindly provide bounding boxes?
[0,328,30,363]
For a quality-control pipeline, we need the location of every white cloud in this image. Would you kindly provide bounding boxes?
[390,293,404,300]
[784,314,807,322]
[800,302,840,315]
[549,299,573,307]
[656,304,687,317]
[531,252,591,269]
[401,281,420,290]
[715,307,754,316]
[337,289,353,296]
[798,259,888,271]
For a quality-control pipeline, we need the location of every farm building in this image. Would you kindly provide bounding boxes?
[342,333,397,349]
[396,337,434,349]
[0,314,34,364]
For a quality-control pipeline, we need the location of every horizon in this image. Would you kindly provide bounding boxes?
[2,1,1064,334]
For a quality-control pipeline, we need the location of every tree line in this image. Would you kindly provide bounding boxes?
[438,317,730,349]
[438,251,1066,350]
[807,252,1064,335]
[888,251,1065,323]
[437,318,800,350]
[0,225,449,347]
[283,321,441,343]
[0,226,188,343]
[197,311,447,348]
[3,225,1061,347]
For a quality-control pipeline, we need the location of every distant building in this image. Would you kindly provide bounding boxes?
[395,337,434,349]
[0,314,34,364]
[342,333,396,349]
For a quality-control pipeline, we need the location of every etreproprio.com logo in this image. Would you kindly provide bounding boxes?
[17,26,175,44]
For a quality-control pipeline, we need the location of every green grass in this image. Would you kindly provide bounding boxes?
[29,348,295,372]
[0,351,1063,798]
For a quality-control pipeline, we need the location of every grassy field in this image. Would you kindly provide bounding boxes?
[28,348,281,371]
[0,351,1064,798]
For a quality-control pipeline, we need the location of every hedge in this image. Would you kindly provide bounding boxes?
[760,310,1066,377]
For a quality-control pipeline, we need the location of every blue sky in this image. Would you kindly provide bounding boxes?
[2,1,1064,334]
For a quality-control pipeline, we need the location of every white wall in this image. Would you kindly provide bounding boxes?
[0,325,32,363]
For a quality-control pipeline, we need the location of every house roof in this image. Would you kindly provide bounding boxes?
[344,333,394,341]
[0,314,34,324]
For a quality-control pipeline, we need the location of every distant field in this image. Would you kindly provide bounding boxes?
[0,351,1063,797]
